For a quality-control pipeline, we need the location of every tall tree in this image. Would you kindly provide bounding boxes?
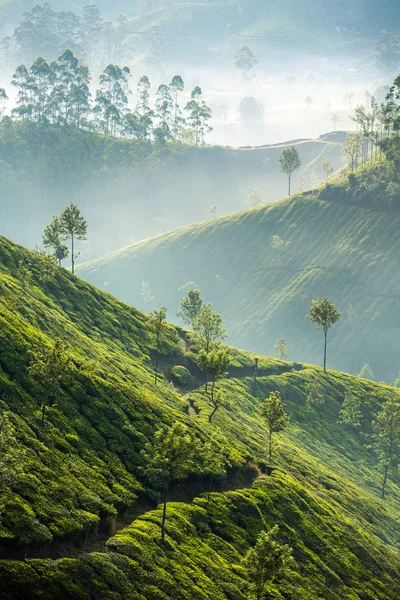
[169,75,184,139]
[178,288,203,328]
[279,147,302,195]
[60,202,88,275]
[154,83,173,139]
[185,87,212,146]
[234,45,257,80]
[194,304,226,353]
[198,349,230,422]
[143,422,198,542]
[275,338,288,360]
[51,49,91,128]
[28,339,71,424]
[243,526,293,600]
[372,398,400,498]
[309,297,341,373]
[43,216,69,266]
[94,63,130,136]
[133,75,154,140]
[261,391,290,464]
[342,134,361,172]
[149,307,168,385]
[339,392,363,429]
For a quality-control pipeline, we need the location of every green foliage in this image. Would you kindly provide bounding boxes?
[170,365,195,389]
[177,288,203,328]
[261,391,290,463]
[309,297,341,372]
[306,376,325,429]
[275,338,288,360]
[243,525,294,600]
[279,147,302,195]
[359,363,376,381]
[193,304,226,353]
[198,349,230,422]
[339,392,363,429]
[372,398,400,498]
[42,216,69,266]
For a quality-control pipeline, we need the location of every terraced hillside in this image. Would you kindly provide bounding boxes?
[78,178,400,382]
[0,235,400,599]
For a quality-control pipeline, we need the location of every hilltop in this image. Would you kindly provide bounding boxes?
[0,121,343,258]
[78,164,400,382]
[0,234,400,598]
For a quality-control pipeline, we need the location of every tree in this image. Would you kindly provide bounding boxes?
[169,75,184,138]
[155,83,173,137]
[194,304,226,353]
[331,113,340,132]
[178,288,203,328]
[322,156,334,180]
[235,45,257,80]
[51,49,91,129]
[358,363,375,381]
[133,75,154,140]
[198,349,230,422]
[94,64,130,136]
[185,87,213,146]
[342,134,361,172]
[149,307,168,385]
[238,97,264,125]
[309,297,341,373]
[279,147,302,196]
[60,202,88,274]
[43,216,69,266]
[275,338,288,360]
[376,33,400,71]
[28,339,71,424]
[246,185,264,207]
[306,377,325,432]
[305,95,313,110]
[143,422,198,542]
[209,205,217,218]
[261,391,290,464]
[372,398,400,498]
[243,526,294,600]
[339,392,363,429]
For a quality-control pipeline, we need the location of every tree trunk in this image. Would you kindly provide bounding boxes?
[71,233,75,275]
[209,405,218,423]
[288,175,291,196]
[381,464,389,499]
[268,431,272,463]
[161,483,168,543]
[323,329,328,373]
[253,358,259,382]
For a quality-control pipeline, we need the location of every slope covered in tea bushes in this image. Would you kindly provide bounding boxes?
[0,235,399,599]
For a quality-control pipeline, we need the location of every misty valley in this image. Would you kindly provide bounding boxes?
[1,1,400,599]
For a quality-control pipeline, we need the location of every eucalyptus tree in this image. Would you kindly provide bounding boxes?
[279,147,302,195]
[309,297,341,372]
[60,202,88,274]
[50,49,91,128]
[185,86,212,146]
[169,75,184,138]
[94,64,131,136]
[43,216,69,266]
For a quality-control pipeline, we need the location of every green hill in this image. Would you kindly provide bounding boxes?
[1,234,400,598]
[78,168,400,382]
[0,121,344,258]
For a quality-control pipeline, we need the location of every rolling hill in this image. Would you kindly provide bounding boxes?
[78,169,400,382]
[0,121,344,258]
[0,234,400,598]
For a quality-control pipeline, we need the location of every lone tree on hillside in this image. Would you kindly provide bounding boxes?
[261,391,290,464]
[43,216,69,266]
[143,422,198,542]
[372,398,400,499]
[246,184,264,208]
[198,349,230,422]
[149,307,168,385]
[234,45,257,80]
[279,147,302,196]
[358,363,375,381]
[28,339,71,424]
[339,392,363,429]
[306,377,325,432]
[243,526,294,600]
[60,202,88,274]
[178,288,203,329]
[309,297,341,373]
[275,338,289,360]
[322,156,334,181]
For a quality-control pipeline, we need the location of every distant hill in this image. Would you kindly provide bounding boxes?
[1,233,400,598]
[78,172,400,382]
[0,121,344,259]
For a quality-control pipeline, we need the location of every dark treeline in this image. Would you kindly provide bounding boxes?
[6,49,212,144]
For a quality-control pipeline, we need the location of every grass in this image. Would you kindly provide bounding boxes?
[0,234,400,598]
